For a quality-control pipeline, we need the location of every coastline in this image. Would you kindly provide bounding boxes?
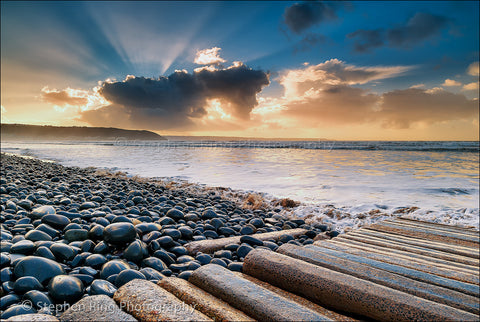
[0,153,334,318]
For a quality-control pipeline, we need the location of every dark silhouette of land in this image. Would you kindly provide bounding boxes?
[1,124,165,141]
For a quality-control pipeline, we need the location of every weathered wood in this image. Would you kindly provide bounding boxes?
[243,248,478,322]
[157,277,255,322]
[189,264,331,321]
[184,228,307,255]
[113,279,211,321]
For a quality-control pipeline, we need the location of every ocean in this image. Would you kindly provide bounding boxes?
[2,139,479,232]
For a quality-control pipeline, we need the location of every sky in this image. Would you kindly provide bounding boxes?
[1,1,479,140]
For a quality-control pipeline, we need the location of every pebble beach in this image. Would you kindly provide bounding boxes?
[0,153,334,319]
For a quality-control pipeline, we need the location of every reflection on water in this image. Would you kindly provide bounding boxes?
[1,141,479,211]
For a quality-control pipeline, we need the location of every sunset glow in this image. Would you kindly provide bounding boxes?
[1,1,478,140]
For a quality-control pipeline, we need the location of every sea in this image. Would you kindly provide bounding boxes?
[2,139,479,232]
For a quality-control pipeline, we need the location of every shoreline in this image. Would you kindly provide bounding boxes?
[1,153,334,319]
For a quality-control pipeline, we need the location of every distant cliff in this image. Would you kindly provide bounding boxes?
[1,124,166,141]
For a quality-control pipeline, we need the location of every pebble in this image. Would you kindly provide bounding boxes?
[14,256,65,285]
[89,279,117,297]
[1,154,334,316]
[103,223,137,244]
[13,276,43,294]
[48,275,84,303]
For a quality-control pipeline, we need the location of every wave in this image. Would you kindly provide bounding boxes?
[99,140,479,152]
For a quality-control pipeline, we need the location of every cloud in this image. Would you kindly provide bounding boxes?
[346,29,384,53]
[194,47,226,65]
[467,62,479,76]
[348,12,450,52]
[41,87,88,106]
[283,1,338,34]
[387,12,449,47]
[279,59,410,99]
[295,33,327,52]
[442,79,461,87]
[274,60,477,129]
[78,63,269,130]
[379,88,477,128]
[462,82,479,91]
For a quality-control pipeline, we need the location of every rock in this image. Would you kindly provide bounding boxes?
[115,269,146,287]
[100,260,131,280]
[0,294,21,310]
[60,295,136,321]
[88,225,104,241]
[79,202,96,210]
[228,262,243,272]
[30,206,55,220]
[142,257,167,271]
[84,254,107,269]
[156,236,175,248]
[124,240,148,263]
[90,280,117,297]
[48,275,84,303]
[34,246,57,261]
[64,229,88,242]
[240,235,264,246]
[13,276,43,294]
[41,215,70,230]
[1,305,37,320]
[139,267,164,281]
[14,256,65,285]
[25,230,52,242]
[195,253,212,265]
[237,244,254,258]
[50,243,75,261]
[10,240,36,254]
[17,199,34,210]
[210,258,227,268]
[202,209,218,219]
[249,218,265,228]
[36,224,58,239]
[166,209,184,221]
[103,223,136,244]
[23,290,54,310]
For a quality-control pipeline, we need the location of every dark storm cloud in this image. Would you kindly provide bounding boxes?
[387,12,449,47]
[348,12,450,53]
[283,1,338,34]
[346,29,384,53]
[80,63,269,130]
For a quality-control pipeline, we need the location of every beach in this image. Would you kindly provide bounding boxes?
[1,153,332,318]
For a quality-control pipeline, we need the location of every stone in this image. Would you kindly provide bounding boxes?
[100,260,131,280]
[50,243,75,261]
[115,269,146,287]
[48,275,84,304]
[1,305,37,320]
[84,254,107,269]
[10,240,36,254]
[14,256,65,285]
[124,240,148,263]
[25,230,52,242]
[23,290,54,310]
[13,276,43,294]
[64,229,88,242]
[41,214,70,230]
[104,223,137,244]
[240,235,264,246]
[142,257,167,272]
[90,280,117,297]
[60,295,136,321]
[166,209,184,221]
[30,206,55,220]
